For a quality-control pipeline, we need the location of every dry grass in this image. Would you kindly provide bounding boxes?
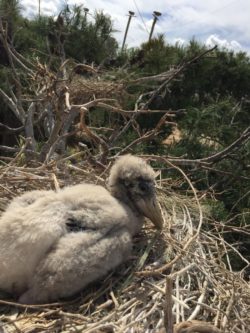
[0,157,249,333]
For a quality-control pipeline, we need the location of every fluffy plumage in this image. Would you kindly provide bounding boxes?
[0,155,163,304]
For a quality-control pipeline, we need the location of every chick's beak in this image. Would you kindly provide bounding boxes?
[136,195,164,230]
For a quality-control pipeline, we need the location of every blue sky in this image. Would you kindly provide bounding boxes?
[20,0,250,53]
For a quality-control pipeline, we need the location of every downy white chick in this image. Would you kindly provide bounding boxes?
[0,155,163,304]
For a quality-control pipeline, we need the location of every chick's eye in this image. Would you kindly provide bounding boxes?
[139,182,149,192]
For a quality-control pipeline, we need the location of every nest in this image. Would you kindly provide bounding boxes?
[0,158,249,333]
[69,76,125,106]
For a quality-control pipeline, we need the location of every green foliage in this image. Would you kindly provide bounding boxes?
[0,3,118,64]
[165,46,250,109]
[131,34,184,74]
[62,6,118,63]
[180,99,249,144]
[206,200,228,222]
[0,0,22,29]
[13,16,53,59]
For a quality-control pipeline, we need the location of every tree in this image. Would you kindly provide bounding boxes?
[63,6,118,64]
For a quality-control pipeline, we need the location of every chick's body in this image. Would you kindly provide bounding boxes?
[0,155,163,304]
[0,184,142,304]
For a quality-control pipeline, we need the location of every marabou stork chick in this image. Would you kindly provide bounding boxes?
[0,155,163,304]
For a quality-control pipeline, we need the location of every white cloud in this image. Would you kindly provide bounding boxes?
[172,38,186,47]
[19,0,250,53]
[205,34,242,52]
[20,0,62,16]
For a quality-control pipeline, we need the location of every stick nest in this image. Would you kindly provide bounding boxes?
[69,76,125,106]
[0,159,249,333]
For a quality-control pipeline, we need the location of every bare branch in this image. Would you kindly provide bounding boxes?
[24,103,36,151]
[143,46,217,109]
[71,99,184,116]
[0,122,23,133]
[130,68,178,84]
[164,277,174,333]
[0,88,24,123]
[200,126,250,164]
[141,126,250,167]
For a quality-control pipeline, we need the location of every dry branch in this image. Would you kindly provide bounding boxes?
[142,46,217,109]
[164,277,174,333]
[140,127,250,168]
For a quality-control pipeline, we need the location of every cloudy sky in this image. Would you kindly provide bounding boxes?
[20,0,250,53]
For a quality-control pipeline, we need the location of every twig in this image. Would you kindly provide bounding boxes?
[187,280,208,321]
[143,46,217,109]
[164,277,174,333]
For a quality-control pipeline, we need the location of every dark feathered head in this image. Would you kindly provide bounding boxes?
[108,155,163,229]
